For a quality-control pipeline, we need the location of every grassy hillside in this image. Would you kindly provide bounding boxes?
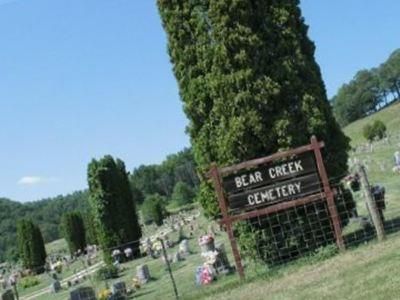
[344,101,400,222]
[344,101,400,147]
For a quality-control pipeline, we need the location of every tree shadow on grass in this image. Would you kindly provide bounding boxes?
[128,289,155,299]
[344,216,400,248]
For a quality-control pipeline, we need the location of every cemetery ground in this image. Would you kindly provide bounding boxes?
[17,102,400,299]
[21,222,400,300]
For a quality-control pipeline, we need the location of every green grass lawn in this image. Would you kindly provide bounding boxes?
[205,232,400,300]
[34,230,400,300]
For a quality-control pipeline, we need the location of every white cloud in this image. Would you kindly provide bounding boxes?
[18,176,59,186]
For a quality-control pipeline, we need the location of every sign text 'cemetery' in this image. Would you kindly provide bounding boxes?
[222,155,320,210]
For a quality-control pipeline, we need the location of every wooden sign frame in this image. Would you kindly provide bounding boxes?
[209,136,345,280]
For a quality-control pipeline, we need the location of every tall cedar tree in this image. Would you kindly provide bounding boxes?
[60,212,87,256]
[158,0,355,263]
[87,156,142,263]
[17,219,47,273]
[83,212,99,245]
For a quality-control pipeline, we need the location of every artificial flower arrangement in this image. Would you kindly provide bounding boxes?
[98,288,111,300]
[344,173,361,191]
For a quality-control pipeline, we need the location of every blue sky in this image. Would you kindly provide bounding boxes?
[1,0,399,202]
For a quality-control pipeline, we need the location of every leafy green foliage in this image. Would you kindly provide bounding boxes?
[17,219,47,272]
[141,194,167,226]
[332,49,400,126]
[308,245,339,263]
[371,120,387,140]
[363,120,387,142]
[158,0,350,213]
[158,0,354,264]
[130,148,199,201]
[87,155,142,263]
[19,276,40,289]
[96,265,119,280]
[362,123,374,142]
[234,222,263,264]
[83,212,99,245]
[60,212,87,255]
[171,181,196,206]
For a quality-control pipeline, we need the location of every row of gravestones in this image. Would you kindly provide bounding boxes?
[68,281,128,300]
[349,151,400,173]
[66,265,149,300]
[63,238,191,298]
[64,240,230,299]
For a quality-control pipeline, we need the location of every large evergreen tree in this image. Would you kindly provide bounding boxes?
[16,219,47,273]
[87,155,142,263]
[83,212,99,246]
[158,0,354,263]
[60,212,87,256]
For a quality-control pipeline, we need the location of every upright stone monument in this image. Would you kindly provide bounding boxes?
[136,265,150,284]
[0,290,14,300]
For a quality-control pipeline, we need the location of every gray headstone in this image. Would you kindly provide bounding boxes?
[215,243,231,273]
[50,280,61,293]
[179,239,190,256]
[112,281,127,295]
[172,252,182,263]
[0,290,14,300]
[136,265,150,284]
[69,286,96,300]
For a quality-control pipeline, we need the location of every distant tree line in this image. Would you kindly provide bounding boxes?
[0,191,90,262]
[130,148,199,200]
[332,49,400,127]
[130,148,199,224]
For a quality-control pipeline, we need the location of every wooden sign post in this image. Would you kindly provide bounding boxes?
[209,136,345,280]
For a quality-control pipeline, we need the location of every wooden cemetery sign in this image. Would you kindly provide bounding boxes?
[208,136,344,280]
